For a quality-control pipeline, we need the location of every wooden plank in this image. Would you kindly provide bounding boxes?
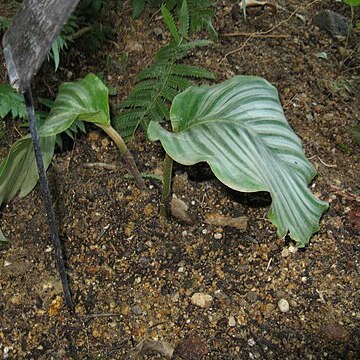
[2,0,80,93]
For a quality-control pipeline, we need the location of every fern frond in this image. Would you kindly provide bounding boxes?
[112,4,214,139]
[161,5,181,43]
[171,64,214,79]
[178,0,189,37]
[0,84,27,120]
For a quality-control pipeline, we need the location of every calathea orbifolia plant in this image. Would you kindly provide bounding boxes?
[148,76,329,247]
[0,74,145,242]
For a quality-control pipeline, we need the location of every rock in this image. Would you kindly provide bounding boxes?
[228,316,236,327]
[321,323,350,341]
[313,10,350,37]
[278,299,290,313]
[248,338,256,347]
[173,334,208,359]
[281,248,290,258]
[120,303,131,316]
[246,291,259,304]
[171,195,194,224]
[191,292,213,308]
[131,305,143,315]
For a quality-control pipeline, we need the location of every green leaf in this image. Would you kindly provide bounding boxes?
[39,73,110,137]
[0,227,7,245]
[0,135,56,205]
[132,0,146,18]
[148,76,329,246]
[179,0,190,37]
[0,84,27,120]
[161,4,181,43]
[343,0,360,6]
[349,125,360,145]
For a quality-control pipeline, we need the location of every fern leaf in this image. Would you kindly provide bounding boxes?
[168,75,192,90]
[161,5,181,44]
[0,84,27,120]
[171,64,214,79]
[179,0,190,37]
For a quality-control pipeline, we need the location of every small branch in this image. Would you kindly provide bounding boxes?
[67,26,91,41]
[83,162,118,170]
[97,124,146,190]
[222,33,289,38]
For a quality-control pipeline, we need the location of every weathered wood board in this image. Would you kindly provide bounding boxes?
[2,0,80,93]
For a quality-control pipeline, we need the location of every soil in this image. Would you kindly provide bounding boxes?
[0,0,359,359]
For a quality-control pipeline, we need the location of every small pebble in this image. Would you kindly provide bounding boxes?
[289,245,298,254]
[281,248,290,258]
[191,292,213,308]
[228,316,236,327]
[278,299,290,313]
[131,305,143,315]
[202,229,208,235]
[248,338,256,347]
[214,232,223,240]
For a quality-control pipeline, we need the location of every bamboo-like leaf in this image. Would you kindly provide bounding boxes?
[148,76,328,246]
[39,73,110,137]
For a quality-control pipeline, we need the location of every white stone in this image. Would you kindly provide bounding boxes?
[278,299,290,313]
[191,292,213,308]
[228,316,236,327]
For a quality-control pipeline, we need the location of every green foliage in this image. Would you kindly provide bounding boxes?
[148,76,329,247]
[132,0,217,39]
[113,4,214,138]
[343,0,360,6]
[48,14,79,71]
[48,0,110,70]
[0,16,11,32]
[0,75,108,210]
[39,74,110,137]
[0,84,27,120]
[0,74,144,231]
[349,125,360,146]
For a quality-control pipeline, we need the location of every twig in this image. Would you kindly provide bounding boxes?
[265,257,272,271]
[330,185,359,202]
[221,0,320,62]
[222,33,289,39]
[308,155,337,168]
[83,162,118,170]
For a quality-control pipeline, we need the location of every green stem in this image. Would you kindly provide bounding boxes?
[98,124,146,190]
[160,153,173,217]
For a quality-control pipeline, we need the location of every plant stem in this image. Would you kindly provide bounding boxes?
[67,26,92,41]
[160,153,173,217]
[98,124,146,190]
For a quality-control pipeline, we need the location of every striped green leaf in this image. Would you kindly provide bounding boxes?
[148,76,328,246]
[39,73,110,137]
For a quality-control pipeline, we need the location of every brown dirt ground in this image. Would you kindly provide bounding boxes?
[0,0,359,359]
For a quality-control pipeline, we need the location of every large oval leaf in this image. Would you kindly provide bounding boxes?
[38,73,110,137]
[148,76,329,246]
[0,135,56,204]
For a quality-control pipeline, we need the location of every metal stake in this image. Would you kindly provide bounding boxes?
[24,88,73,309]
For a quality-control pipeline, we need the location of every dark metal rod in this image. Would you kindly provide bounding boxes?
[23,88,73,309]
